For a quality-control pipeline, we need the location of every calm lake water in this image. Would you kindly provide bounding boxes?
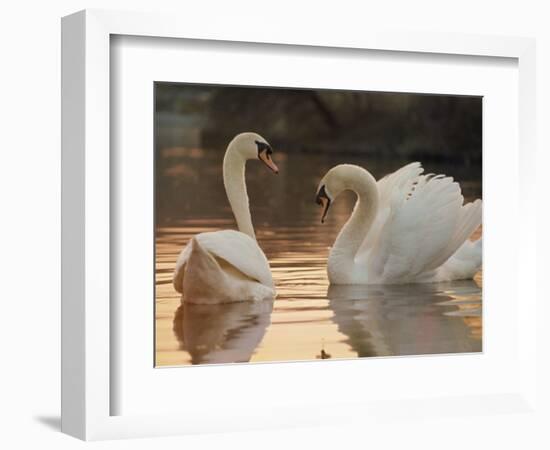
[155,148,482,366]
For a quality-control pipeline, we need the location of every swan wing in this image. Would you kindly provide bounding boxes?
[173,230,273,293]
[424,198,482,271]
[377,162,425,209]
[357,162,424,260]
[368,170,476,282]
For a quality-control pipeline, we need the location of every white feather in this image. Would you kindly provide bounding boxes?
[172,133,276,304]
[319,162,482,285]
[173,230,273,293]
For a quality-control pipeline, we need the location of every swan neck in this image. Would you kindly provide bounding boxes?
[223,149,256,239]
[332,173,379,261]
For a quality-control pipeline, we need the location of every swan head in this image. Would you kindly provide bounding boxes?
[315,164,374,223]
[228,132,279,174]
[315,183,332,224]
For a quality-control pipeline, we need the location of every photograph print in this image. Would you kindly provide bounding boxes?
[154,83,482,366]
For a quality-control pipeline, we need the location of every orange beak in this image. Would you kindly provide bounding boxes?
[259,151,279,174]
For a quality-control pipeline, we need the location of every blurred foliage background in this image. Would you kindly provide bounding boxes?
[154,83,482,226]
[155,83,481,164]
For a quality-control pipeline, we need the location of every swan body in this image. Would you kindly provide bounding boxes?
[315,163,482,285]
[173,133,278,304]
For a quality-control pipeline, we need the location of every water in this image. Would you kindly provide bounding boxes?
[155,148,482,366]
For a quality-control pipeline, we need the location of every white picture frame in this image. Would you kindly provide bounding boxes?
[61,9,538,441]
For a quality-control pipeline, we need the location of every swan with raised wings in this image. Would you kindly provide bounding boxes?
[315,163,482,285]
[173,133,279,304]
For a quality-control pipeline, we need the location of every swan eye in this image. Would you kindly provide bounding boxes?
[255,140,272,156]
[316,185,330,204]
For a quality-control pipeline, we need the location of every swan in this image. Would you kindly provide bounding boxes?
[315,163,482,285]
[173,132,279,304]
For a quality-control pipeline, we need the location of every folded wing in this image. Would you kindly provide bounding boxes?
[173,230,274,293]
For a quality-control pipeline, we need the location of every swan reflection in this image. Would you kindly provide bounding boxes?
[327,281,481,358]
[172,300,274,365]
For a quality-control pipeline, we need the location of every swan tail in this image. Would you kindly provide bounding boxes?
[453,237,482,263]
[173,242,191,294]
[436,237,482,281]
[173,237,225,297]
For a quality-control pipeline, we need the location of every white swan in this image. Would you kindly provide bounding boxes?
[315,163,482,285]
[173,132,279,304]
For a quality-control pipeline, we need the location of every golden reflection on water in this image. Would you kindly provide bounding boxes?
[155,219,482,367]
[155,151,482,367]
